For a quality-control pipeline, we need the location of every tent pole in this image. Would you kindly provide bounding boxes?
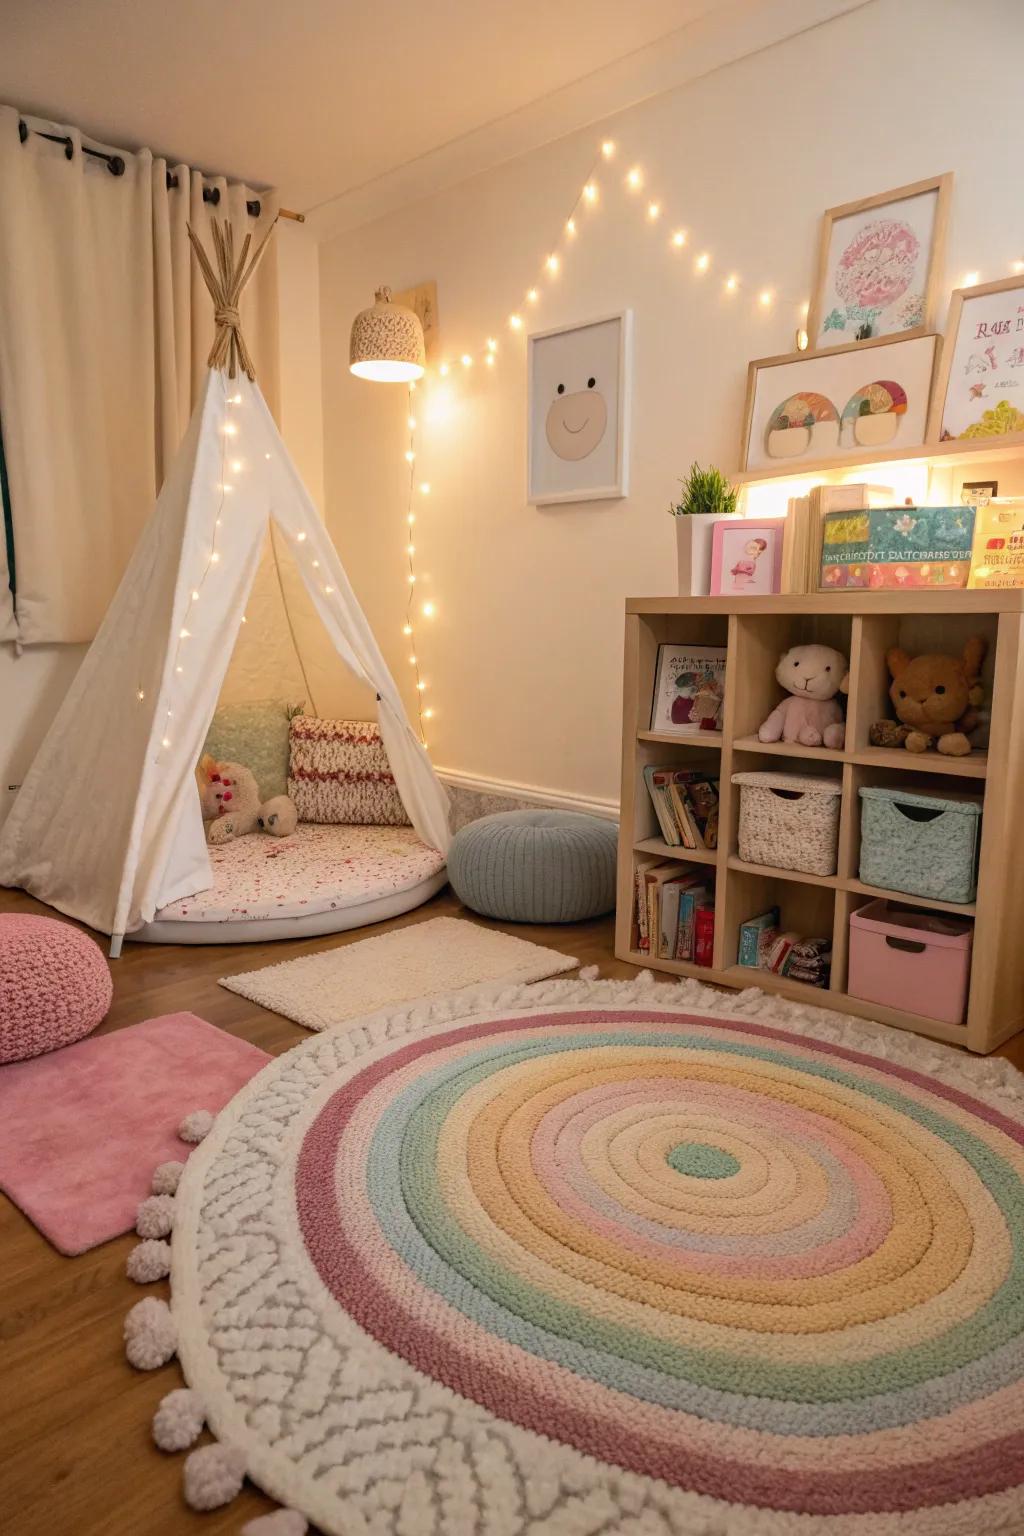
[109,933,124,960]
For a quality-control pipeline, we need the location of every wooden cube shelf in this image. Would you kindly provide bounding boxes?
[616,591,1024,1054]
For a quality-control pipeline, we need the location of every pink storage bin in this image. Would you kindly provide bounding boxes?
[848,899,972,1026]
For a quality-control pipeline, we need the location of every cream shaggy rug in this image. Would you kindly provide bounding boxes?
[135,971,1024,1536]
[219,915,579,1030]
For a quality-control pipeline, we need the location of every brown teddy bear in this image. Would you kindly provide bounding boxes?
[870,636,986,757]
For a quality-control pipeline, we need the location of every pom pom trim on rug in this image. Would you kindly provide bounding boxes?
[124,1297,176,1370]
[127,1237,172,1283]
[178,1108,215,1143]
[152,1159,185,1195]
[183,1441,246,1510]
[153,1388,206,1452]
[157,972,1024,1536]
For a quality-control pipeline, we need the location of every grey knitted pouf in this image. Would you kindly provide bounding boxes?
[448,809,618,923]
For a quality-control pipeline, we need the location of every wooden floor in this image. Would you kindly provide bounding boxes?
[2,883,1022,1534]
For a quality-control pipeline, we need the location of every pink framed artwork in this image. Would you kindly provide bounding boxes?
[710,520,783,596]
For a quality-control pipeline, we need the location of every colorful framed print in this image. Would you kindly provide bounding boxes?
[527,311,632,505]
[928,277,1024,447]
[808,174,952,351]
[740,334,939,472]
[710,520,783,596]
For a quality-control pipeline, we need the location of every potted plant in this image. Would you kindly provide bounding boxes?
[669,463,740,595]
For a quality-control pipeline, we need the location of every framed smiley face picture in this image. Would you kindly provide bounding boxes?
[527,311,632,504]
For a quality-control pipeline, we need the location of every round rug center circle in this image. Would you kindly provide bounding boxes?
[666,1139,740,1179]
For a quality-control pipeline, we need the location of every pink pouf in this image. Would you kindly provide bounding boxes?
[0,914,112,1064]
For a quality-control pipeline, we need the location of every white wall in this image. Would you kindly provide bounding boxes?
[318,0,1024,810]
[0,216,325,824]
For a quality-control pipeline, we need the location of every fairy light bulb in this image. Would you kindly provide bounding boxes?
[439,361,450,376]
[422,601,436,618]
[461,353,472,368]
[626,167,642,190]
[1014,261,1024,274]
[582,182,597,204]
[162,736,171,748]
[221,483,233,494]
[546,254,559,275]
[176,664,184,673]
[486,338,497,353]
[403,624,413,636]
[231,459,242,473]
[485,353,494,366]
[408,415,417,430]
[420,482,431,495]
[601,140,615,158]
[647,202,660,221]
[136,688,145,702]
[423,708,435,720]
[695,252,710,273]
[179,627,191,639]
[241,614,247,624]
[509,314,523,330]
[416,681,426,692]
[796,328,809,351]
[671,230,686,249]
[409,654,417,664]
[408,573,416,584]
[566,218,576,237]
[265,452,271,460]
[210,552,221,565]
[312,559,320,568]
[963,271,980,288]
[191,588,200,601]
[759,289,773,306]
[223,422,238,437]
[407,543,416,555]
[324,585,334,595]
[725,274,738,292]
[526,288,539,303]
[297,531,307,542]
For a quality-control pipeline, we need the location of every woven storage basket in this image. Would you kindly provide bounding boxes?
[732,772,843,876]
[859,787,982,904]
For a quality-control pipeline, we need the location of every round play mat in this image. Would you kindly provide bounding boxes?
[169,977,1024,1535]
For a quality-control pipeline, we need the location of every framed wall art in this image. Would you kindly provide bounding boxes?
[710,519,783,596]
[740,333,940,472]
[527,311,632,505]
[807,173,952,350]
[928,276,1024,447]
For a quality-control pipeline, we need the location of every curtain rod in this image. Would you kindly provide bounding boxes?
[17,119,305,222]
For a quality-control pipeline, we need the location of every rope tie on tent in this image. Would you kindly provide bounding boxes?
[187,216,278,380]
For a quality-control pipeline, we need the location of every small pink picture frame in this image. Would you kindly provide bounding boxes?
[710,519,783,596]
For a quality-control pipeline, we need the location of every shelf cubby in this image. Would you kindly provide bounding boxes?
[617,591,1024,1053]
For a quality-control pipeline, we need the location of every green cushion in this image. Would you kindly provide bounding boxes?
[448,809,618,924]
[203,698,303,802]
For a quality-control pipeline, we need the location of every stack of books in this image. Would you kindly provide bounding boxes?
[781,483,894,594]
[643,767,719,849]
[738,907,831,987]
[633,857,715,963]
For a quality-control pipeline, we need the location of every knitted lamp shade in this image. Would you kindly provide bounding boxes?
[0,913,112,1063]
[349,287,425,383]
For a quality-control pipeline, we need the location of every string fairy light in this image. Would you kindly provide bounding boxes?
[402,388,432,743]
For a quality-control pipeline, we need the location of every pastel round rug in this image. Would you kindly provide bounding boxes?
[171,978,1024,1535]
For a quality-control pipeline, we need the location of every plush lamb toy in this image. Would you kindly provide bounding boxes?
[757,643,849,750]
[196,755,297,845]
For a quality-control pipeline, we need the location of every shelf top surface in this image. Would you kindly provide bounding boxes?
[626,590,1024,615]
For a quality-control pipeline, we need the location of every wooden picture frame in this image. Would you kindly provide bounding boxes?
[527,311,632,505]
[927,275,1024,450]
[739,333,941,473]
[807,173,952,352]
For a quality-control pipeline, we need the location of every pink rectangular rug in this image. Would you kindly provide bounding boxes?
[0,1012,270,1254]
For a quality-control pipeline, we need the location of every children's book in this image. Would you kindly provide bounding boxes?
[968,499,1024,588]
[738,907,780,967]
[632,854,667,951]
[685,778,720,848]
[676,883,710,961]
[650,645,727,735]
[693,903,716,967]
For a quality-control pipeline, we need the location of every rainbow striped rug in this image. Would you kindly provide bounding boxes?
[169,975,1024,1534]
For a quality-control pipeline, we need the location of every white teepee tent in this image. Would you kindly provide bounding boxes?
[0,223,450,952]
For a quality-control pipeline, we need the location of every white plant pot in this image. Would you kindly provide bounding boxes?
[675,513,740,596]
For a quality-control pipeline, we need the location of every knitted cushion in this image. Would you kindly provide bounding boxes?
[0,914,112,1064]
[448,810,618,923]
[288,717,410,826]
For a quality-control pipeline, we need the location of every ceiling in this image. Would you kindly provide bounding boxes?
[0,0,727,211]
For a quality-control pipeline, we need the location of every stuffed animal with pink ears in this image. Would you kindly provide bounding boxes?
[196,755,297,844]
[757,643,850,749]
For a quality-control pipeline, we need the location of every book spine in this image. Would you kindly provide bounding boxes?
[694,905,715,968]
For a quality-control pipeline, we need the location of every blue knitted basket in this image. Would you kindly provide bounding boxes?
[448,809,618,923]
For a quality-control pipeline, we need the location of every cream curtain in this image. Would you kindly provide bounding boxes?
[0,104,279,646]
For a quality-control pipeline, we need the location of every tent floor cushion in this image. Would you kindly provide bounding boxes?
[133,823,446,945]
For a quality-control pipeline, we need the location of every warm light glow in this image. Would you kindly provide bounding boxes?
[582,182,598,204]
[176,665,183,674]
[601,140,615,158]
[695,252,710,272]
[179,628,191,639]
[439,361,450,376]
[408,573,416,584]
[312,559,320,568]
[420,482,430,495]
[485,353,494,367]
[566,218,576,237]
[407,543,415,555]
[136,688,145,702]
[324,585,334,594]
[297,531,306,541]
[963,271,980,288]
[210,551,220,563]
[725,274,738,292]
[626,167,642,189]
[459,354,471,368]
[222,423,238,437]
[423,708,435,719]
[403,624,413,636]
[405,450,415,463]
[801,299,810,319]
[1014,261,1024,274]
[759,289,773,306]
[408,415,417,429]
[509,314,523,330]
[409,654,417,664]
[264,452,271,460]
[229,393,242,405]
[647,201,660,221]
[191,589,200,601]
[546,254,560,274]
[221,483,233,494]
[422,601,436,617]
[162,737,171,748]
[671,230,686,249]
[796,328,809,351]
[407,513,416,527]
[230,459,242,473]
[350,359,425,383]
[416,681,426,691]
[241,614,247,624]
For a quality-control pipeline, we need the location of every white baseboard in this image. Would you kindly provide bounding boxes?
[437,766,619,822]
